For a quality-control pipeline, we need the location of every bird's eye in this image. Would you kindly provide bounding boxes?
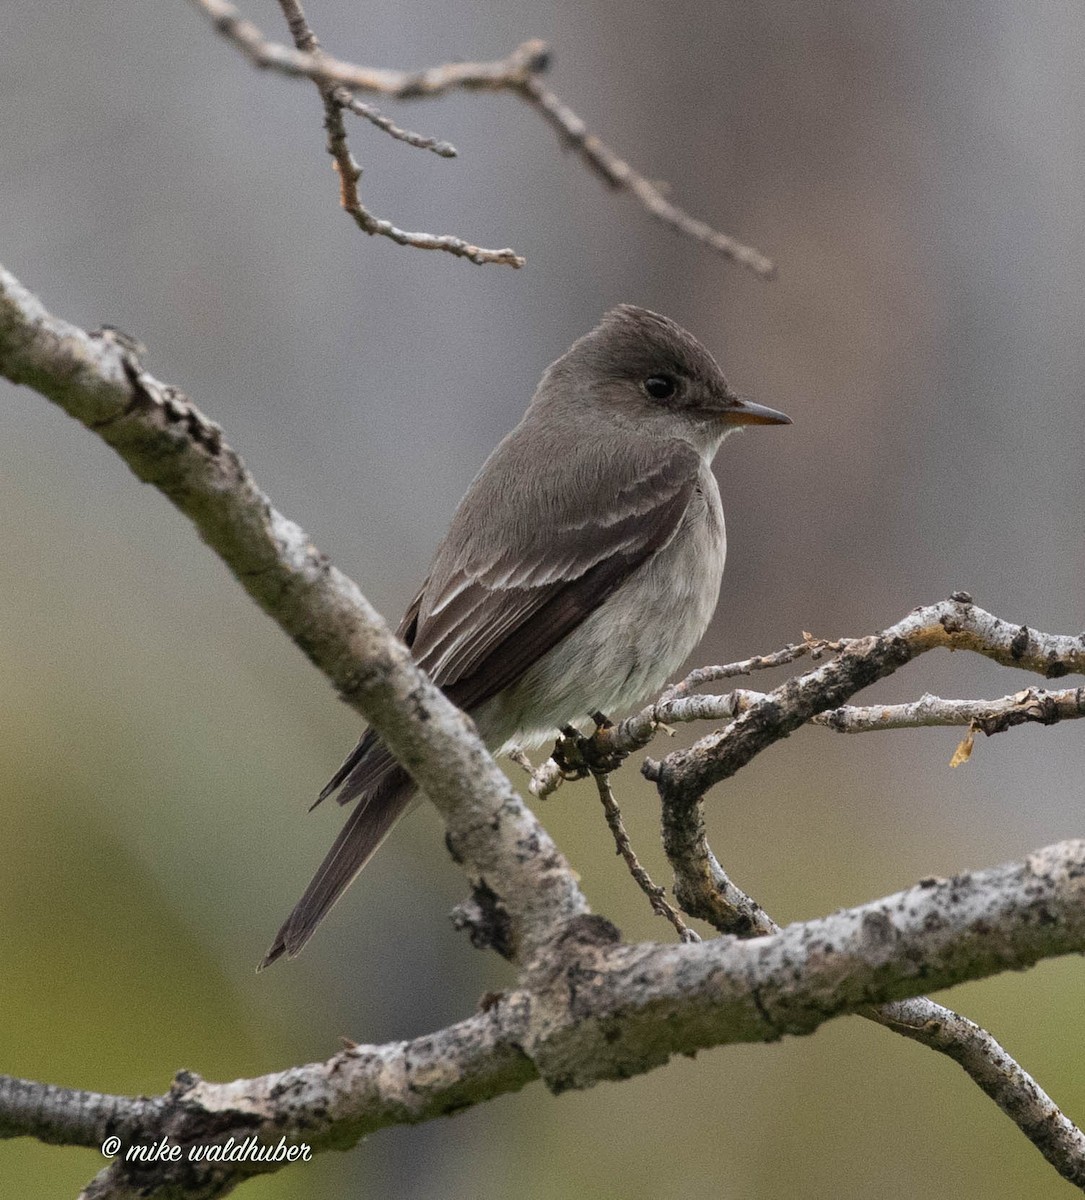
[643,375,677,401]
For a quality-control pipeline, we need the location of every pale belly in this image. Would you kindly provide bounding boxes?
[474,468,726,751]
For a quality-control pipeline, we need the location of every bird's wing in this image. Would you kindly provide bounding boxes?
[323,436,700,806]
[266,440,702,963]
[414,435,700,708]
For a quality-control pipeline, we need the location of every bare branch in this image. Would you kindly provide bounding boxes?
[512,76,776,275]
[645,601,1085,1188]
[522,641,1085,1187]
[875,997,1085,1186]
[531,680,1085,798]
[538,603,1084,803]
[193,0,548,96]
[189,0,773,273]
[820,684,1085,738]
[530,638,845,798]
[593,772,698,943]
[522,610,1085,1181]
[649,596,1085,810]
[654,825,1085,1190]
[0,264,587,964]
[340,92,457,157]
[272,0,521,265]
[5,260,1085,1193]
[660,634,848,701]
[2,842,1084,1195]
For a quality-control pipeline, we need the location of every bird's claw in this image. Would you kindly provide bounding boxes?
[550,713,628,779]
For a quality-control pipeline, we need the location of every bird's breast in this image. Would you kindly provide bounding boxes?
[481,462,727,752]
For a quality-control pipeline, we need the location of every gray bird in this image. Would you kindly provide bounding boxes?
[262,305,790,965]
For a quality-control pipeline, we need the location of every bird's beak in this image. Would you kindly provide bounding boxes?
[721,396,792,426]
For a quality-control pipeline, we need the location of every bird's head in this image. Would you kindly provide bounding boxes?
[538,304,791,457]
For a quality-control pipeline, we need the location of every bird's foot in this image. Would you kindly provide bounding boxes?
[550,713,628,780]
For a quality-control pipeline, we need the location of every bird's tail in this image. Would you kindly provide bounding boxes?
[260,753,414,967]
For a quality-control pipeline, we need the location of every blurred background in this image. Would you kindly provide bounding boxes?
[3,1,1085,1196]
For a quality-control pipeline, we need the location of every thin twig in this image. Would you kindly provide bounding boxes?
[530,638,849,799]
[659,634,849,702]
[190,0,773,273]
[532,670,1085,800]
[194,0,548,96]
[273,0,521,266]
[341,92,456,157]
[513,76,775,275]
[652,597,1085,1190]
[593,772,698,943]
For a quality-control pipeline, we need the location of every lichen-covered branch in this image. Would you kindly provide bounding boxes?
[0,263,588,966]
[531,681,1085,797]
[642,599,1085,1189]
[649,595,1085,833]
[650,596,1085,815]
[820,684,1085,739]
[648,799,1085,1187]
[3,842,1084,1197]
[875,997,1085,1189]
[5,261,1085,1196]
[524,605,1085,1185]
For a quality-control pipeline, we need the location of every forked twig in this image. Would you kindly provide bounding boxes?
[274,0,521,266]
[191,0,773,273]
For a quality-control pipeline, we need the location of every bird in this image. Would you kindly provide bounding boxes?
[261,304,790,965]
